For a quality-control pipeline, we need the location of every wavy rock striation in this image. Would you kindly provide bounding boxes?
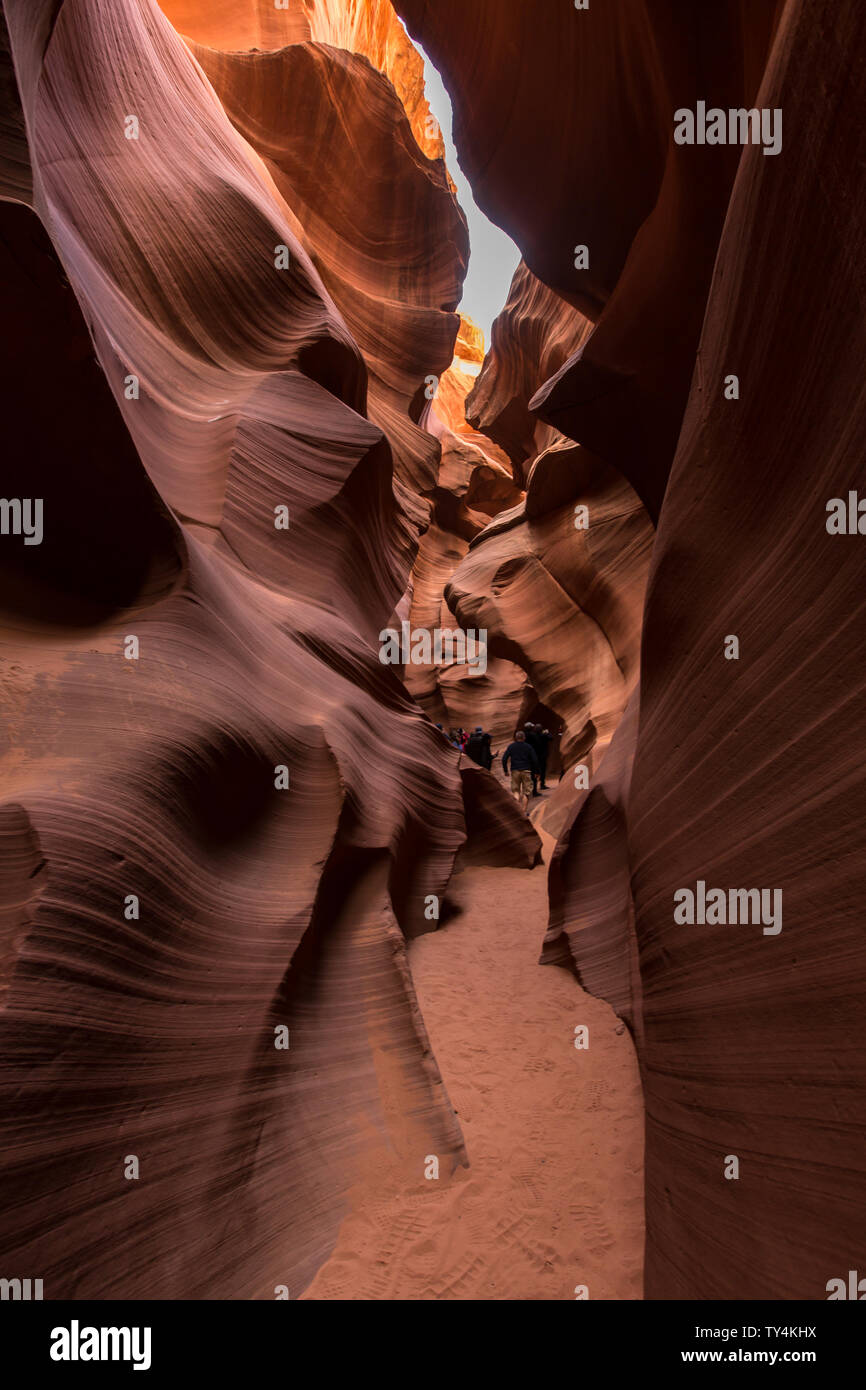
[396,0,783,520]
[0,0,538,1299]
[186,35,467,510]
[446,254,651,795]
[446,442,652,781]
[402,328,526,748]
[628,0,866,1299]
[466,260,594,484]
[159,0,448,162]
[398,0,866,1299]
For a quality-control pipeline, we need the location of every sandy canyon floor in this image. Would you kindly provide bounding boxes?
[304,818,645,1300]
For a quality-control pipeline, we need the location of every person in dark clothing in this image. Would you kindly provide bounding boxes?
[465,726,492,770]
[524,723,544,796]
[536,728,553,788]
[502,730,538,815]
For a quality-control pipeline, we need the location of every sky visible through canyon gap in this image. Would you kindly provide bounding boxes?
[415,39,521,354]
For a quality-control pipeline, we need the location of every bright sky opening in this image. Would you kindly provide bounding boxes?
[417,45,521,364]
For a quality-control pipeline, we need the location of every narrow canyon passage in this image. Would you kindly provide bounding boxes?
[304,832,644,1300]
[2,0,863,1316]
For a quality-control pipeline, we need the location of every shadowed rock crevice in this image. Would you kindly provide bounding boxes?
[395,0,866,1299]
[0,200,186,627]
[2,0,862,1306]
[0,0,520,1299]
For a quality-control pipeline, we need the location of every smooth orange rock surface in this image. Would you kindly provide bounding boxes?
[4,0,862,1310]
[0,0,538,1299]
[467,261,593,481]
[403,356,525,746]
[398,0,866,1300]
[454,313,484,370]
[544,692,642,1041]
[187,37,467,507]
[446,443,652,778]
[396,0,783,517]
[628,0,866,1298]
[158,0,447,162]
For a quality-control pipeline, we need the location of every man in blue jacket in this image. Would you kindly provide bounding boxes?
[502,730,538,816]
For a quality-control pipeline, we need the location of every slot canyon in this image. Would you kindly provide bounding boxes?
[0,0,864,1306]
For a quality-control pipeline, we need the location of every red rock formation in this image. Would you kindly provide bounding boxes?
[459,759,542,870]
[156,0,311,49]
[5,0,862,1309]
[453,313,484,371]
[626,0,866,1299]
[544,692,642,1042]
[0,0,539,1300]
[466,260,594,482]
[439,267,652,784]
[158,0,448,163]
[402,331,526,746]
[185,37,467,508]
[395,0,784,519]
[0,11,29,204]
[446,442,652,778]
[399,0,866,1301]
[301,0,450,165]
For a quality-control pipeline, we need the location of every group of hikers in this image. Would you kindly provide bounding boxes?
[436,719,556,816]
[436,724,492,764]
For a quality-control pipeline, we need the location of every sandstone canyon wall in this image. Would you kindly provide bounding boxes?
[396,0,866,1299]
[0,0,537,1298]
[1,0,863,1306]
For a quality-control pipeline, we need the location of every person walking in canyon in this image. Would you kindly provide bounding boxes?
[465,725,492,770]
[524,724,553,791]
[502,729,538,816]
[536,728,553,789]
[524,723,544,795]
